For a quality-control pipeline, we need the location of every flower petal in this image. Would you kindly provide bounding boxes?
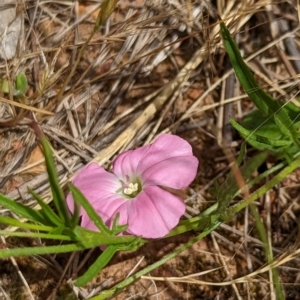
[112,143,151,180]
[142,155,198,189]
[138,134,195,170]
[112,134,198,188]
[81,194,128,229]
[125,186,185,238]
[66,162,122,215]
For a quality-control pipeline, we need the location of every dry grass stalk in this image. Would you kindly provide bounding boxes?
[0,0,300,299]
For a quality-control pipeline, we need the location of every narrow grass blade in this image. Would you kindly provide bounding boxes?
[29,189,64,227]
[75,239,143,287]
[0,243,92,259]
[0,215,53,231]
[222,153,300,220]
[95,0,119,29]
[220,22,300,148]
[75,244,119,287]
[68,184,112,236]
[40,135,71,225]
[0,230,73,241]
[70,197,80,229]
[236,142,246,166]
[249,205,285,299]
[0,194,47,224]
[73,226,138,245]
[89,222,221,300]
[216,151,268,214]
[15,72,28,94]
[230,118,291,148]
[0,228,136,259]
[111,213,128,234]
[31,121,71,226]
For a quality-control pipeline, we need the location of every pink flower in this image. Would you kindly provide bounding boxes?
[67,134,198,238]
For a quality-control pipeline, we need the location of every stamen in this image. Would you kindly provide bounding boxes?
[123,182,139,195]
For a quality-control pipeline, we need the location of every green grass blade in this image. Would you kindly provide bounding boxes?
[0,230,73,241]
[220,22,300,147]
[216,150,268,214]
[0,194,47,224]
[75,239,144,287]
[75,245,119,287]
[236,142,246,166]
[230,118,291,148]
[29,189,64,227]
[15,72,28,95]
[0,243,92,259]
[40,135,71,225]
[223,153,300,220]
[95,0,119,30]
[249,205,285,299]
[73,226,138,245]
[31,121,71,226]
[0,215,53,231]
[220,23,269,115]
[70,194,80,229]
[0,228,135,259]
[89,222,221,300]
[68,184,112,236]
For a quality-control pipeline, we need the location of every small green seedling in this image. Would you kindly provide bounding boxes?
[0,72,28,96]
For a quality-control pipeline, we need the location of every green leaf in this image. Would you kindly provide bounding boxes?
[0,228,138,260]
[68,184,112,236]
[208,179,220,199]
[95,0,119,29]
[0,230,73,241]
[233,109,300,161]
[242,109,285,140]
[230,117,291,149]
[0,193,47,224]
[69,196,80,229]
[220,23,267,115]
[0,243,90,259]
[75,239,143,287]
[75,245,119,287]
[209,144,246,200]
[215,150,268,214]
[0,215,53,231]
[15,72,28,95]
[32,129,71,226]
[88,223,221,300]
[28,189,64,227]
[111,213,128,234]
[236,142,246,166]
[41,135,70,223]
[72,226,138,245]
[0,78,10,94]
[168,215,212,236]
[222,145,300,221]
[0,73,28,96]
[220,22,300,149]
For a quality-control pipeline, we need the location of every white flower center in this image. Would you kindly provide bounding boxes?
[123,182,139,195]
